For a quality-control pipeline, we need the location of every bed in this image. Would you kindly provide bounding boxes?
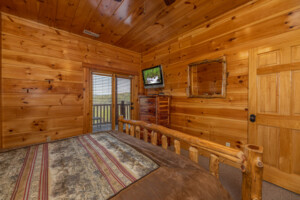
[0,116,263,200]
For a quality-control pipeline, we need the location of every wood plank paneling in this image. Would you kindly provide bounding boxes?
[0,13,140,149]
[3,116,83,136]
[3,106,83,121]
[0,0,251,52]
[0,13,2,148]
[141,0,300,192]
[3,128,84,148]
[141,0,300,148]
[2,79,84,94]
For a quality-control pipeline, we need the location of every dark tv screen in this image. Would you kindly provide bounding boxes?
[142,65,164,88]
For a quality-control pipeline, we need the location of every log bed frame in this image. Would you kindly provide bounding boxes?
[118,116,264,200]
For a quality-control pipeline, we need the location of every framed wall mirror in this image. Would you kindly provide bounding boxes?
[187,56,227,98]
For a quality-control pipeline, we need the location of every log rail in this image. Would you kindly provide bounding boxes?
[118,116,263,200]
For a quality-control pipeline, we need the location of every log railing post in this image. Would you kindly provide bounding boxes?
[209,154,219,178]
[135,126,141,139]
[189,146,199,163]
[162,135,168,149]
[174,140,181,155]
[118,116,124,132]
[115,118,263,200]
[130,125,135,137]
[143,129,148,142]
[151,131,157,146]
[125,124,129,135]
[242,144,263,200]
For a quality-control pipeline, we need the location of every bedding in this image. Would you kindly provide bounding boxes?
[0,131,231,200]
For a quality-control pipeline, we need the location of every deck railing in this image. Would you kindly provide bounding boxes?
[92,101,130,127]
[116,102,131,120]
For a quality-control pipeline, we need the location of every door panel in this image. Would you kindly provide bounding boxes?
[257,125,280,168]
[115,77,132,130]
[257,50,281,67]
[92,74,112,132]
[292,130,300,174]
[249,42,300,193]
[292,71,300,115]
[257,74,278,114]
[292,45,300,61]
[279,71,291,115]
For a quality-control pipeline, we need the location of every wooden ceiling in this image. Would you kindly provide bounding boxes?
[0,0,251,52]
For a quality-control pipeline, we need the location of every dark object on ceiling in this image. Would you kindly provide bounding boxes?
[164,0,176,6]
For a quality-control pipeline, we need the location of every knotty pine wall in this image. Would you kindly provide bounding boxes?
[141,0,300,150]
[0,13,140,149]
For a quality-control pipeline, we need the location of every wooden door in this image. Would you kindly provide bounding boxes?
[83,66,138,134]
[115,76,132,128]
[249,42,300,194]
[91,73,113,132]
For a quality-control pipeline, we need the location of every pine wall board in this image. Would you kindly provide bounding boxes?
[0,13,141,149]
[141,0,300,150]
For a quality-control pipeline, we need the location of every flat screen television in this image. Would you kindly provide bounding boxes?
[142,65,164,89]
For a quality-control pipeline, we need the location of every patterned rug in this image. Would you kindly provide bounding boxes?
[0,133,159,200]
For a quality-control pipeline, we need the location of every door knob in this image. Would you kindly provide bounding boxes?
[250,114,256,123]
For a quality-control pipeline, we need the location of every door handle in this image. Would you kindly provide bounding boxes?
[249,114,256,123]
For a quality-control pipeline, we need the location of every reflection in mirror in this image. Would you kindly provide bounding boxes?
[188,56,226,98]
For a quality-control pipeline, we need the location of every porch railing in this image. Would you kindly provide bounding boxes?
[92,101,130,127]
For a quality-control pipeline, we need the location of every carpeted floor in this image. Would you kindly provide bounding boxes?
[179,149,300,200]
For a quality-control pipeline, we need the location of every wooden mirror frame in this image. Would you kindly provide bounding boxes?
[187,56,227,98]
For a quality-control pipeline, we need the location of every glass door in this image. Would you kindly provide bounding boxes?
[115,77,132,130]
[92,73,112,132]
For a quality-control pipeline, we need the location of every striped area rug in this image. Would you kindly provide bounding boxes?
[0,133,158,200]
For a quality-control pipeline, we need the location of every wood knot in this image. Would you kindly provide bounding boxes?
[248,145,259,150]
[256,159,264,168]
[241,164,246,172]
[56,74,63,80]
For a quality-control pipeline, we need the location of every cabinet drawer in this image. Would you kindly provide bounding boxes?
[140,106,156,115]
[140,115,156,123]
[140,97,156,105]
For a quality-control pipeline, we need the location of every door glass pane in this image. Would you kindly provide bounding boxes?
[92,74,112,132]
[116,77,131,130]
